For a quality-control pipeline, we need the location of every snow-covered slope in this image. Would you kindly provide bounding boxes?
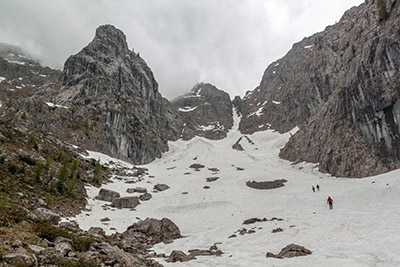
[67,110,400,267]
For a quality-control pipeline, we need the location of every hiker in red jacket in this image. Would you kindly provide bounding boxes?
[327,196,333,209]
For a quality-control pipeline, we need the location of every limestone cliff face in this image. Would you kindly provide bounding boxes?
[33,25,182,164]
[173,83,233,140]
[239,0,400,177]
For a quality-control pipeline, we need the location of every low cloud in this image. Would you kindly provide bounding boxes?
[0,0,364,99]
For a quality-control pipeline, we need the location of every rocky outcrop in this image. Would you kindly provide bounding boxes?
[239,0,400,177]
[173,83,233,140]
[25,25,182,165]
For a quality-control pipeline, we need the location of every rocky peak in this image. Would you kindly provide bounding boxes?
[92,24,129,56]
[22,25,182,165]
[173,83,233,140]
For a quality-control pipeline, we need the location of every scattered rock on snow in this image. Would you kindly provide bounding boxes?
[167,250,196,262]
[243,218,267,224]
[246,179,287,190]
[100,217,110,222]
[95,188,121,202]
[272,228,283,233]
[154,184,170,192]
[188,248,223,257]
[112,196,140,209]
[266,244,312,259]
[189,163,205,171]
[206,177,219,182]
[139,193,152,201]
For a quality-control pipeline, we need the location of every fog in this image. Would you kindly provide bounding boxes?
[0,0,364,99]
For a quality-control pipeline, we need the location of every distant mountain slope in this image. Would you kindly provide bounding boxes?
[238,0,400,177]
[173,83,233,140]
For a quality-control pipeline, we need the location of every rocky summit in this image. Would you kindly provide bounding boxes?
[173,83,233,140]
[238,0,400,177]
[22,25,182,165]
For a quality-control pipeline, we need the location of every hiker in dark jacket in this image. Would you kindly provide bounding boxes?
[316,184,320,191]
[327,196,333,209]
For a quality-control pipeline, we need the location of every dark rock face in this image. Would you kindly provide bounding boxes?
[31,25,182,165]
[239,1,400,177]
[173,83,233,140]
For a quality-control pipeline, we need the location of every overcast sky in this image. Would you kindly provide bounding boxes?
[0,0,364,100]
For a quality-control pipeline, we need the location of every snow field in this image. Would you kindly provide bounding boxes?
[68,113,400,267]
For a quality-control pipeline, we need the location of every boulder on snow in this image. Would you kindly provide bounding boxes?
[246,179,287,190]
[166,250,196,262]
[188,249,223,257]
[154,184,170,192]
[139,193,152,201]
[126,187,147,194]
[243,218,267,225]
[189,164,205,170]
[122,218,182,245]
[266,244,312,259]
[95,188,120,202]
[111,196,140,209]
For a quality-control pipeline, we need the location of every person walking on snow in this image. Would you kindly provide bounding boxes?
[312,186,315,192]
[327,196,333,209]
[316,184,320,191]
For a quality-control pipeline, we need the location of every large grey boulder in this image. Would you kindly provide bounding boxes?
[33,208,60,225]
[111,196,140,209]
[122,218,181,245]
[95,188,120,202]
[55,241,74,257]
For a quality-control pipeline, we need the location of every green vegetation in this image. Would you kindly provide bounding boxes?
[94,160,102,183]
[0,192,8,209]
[378,0,389,21]
[18,155,36,166]
[35,162,45,183]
